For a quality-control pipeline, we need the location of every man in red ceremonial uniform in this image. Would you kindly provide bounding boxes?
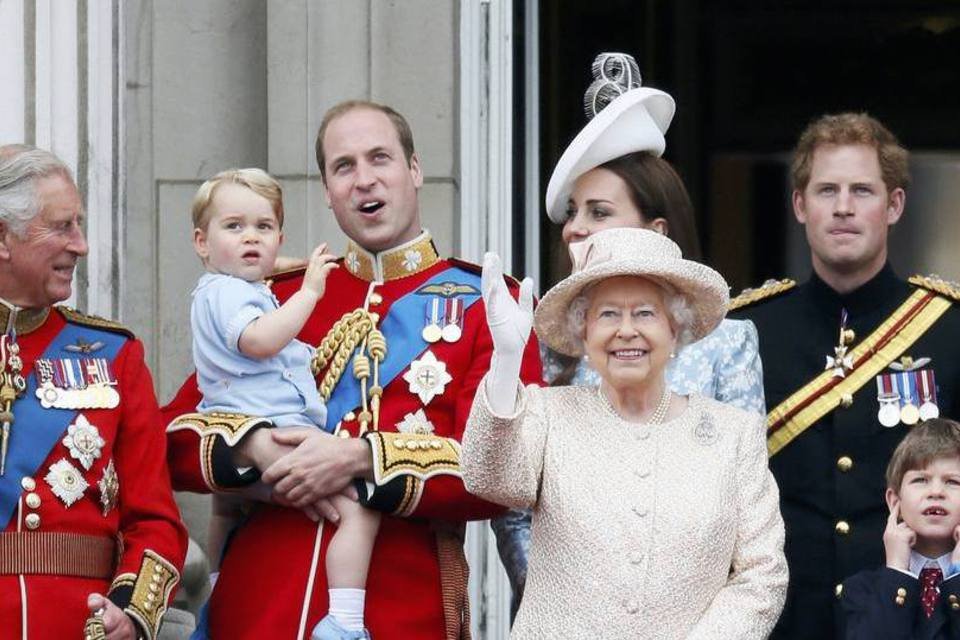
[0,145,187,639]
[164,100,543,638]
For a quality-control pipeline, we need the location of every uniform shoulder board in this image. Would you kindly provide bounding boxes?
[909,274,960,302]
[448,257,521,287]
[265,265,309,288]
[728,278,797,311]
[56,306,134,338]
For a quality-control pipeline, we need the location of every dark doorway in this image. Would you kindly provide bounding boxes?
[538,1,960,291]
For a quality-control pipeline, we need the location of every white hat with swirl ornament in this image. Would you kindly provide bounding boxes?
[545,52,676,224]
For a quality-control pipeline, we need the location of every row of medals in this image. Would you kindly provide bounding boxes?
[878,393,939,428]
[34,359,120,410]
[422,297,463,344]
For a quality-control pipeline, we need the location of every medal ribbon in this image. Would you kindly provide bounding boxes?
[768,289,953,457]
[0,322,125,529]
[323,267,482,430]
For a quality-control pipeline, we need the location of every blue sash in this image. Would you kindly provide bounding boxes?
[1,322,125,528]
[324,267,482,429]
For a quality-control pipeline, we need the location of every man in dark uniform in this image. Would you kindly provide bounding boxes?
[731,113,960,639]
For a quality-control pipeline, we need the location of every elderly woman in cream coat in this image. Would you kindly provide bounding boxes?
[463,227,787,638]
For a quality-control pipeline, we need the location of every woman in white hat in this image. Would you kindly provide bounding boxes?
[493,52,766,618]
[462,227,786,637]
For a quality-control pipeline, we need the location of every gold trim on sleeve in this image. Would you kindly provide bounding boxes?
[124,550,180,640]
[166,412,271,447]
[365,431,462,485]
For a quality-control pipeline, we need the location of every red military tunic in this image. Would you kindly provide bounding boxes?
[0,305,187,639]
[165,233,543,639]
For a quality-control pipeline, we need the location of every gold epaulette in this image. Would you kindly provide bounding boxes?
[365,431,462,485]
[909,274,960,303]
[165,412,271,447]
[55,305,134,338]
[728,278,796,311]
[264,265,307,287]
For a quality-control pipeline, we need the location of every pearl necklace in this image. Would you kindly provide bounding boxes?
[597,384,671,424]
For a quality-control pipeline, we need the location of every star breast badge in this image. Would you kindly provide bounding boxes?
[403,351,453,405]
[62,414,106,470]
[98,459,119,516]
[45,458,89,507]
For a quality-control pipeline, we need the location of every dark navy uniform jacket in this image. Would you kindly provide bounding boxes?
[731,264,960,639]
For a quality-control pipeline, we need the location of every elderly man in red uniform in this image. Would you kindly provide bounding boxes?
[164,100,543,638]
[0,145,187,639]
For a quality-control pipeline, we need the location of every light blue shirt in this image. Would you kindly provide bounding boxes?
[191,273,328,430]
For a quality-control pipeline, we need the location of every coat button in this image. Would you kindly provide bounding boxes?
[837,456,853,472]
[835,520,850,535]
[21,477,35,491]
[835,584,843,599]
[24,513,40,530]
[839,393,853,408]
[369,293,383,306]
[897,587,908,597]
[25,492,40,509]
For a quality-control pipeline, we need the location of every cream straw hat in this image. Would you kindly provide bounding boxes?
[534,228,729,357]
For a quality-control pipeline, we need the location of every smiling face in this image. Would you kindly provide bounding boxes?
[561,168,654,245]
[321,107,424,253]
[193,182,282,282]
[0,173,88,308]
[888,455,960,557]
[793,143,904,283]
[582,275,676,393]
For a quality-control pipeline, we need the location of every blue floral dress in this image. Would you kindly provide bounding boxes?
[492,318,766,617]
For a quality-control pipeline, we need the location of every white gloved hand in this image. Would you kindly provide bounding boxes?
[481,252,534,415]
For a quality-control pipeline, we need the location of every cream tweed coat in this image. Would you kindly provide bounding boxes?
[463,383,787,639]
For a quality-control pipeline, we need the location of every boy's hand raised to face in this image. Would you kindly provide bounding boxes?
[301,242,339,299]
[884,500,916,571]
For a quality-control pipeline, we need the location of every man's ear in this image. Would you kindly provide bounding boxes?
[887,187,906,225]
[193,227,209,260]
[0,222,12,261]
[409,153,424,189]
[792,190,808,224]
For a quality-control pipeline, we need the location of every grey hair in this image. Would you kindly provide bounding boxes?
[566,277,696,353]
[0,144,74,236]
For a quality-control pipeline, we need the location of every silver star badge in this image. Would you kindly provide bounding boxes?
[825,345,854,378]
[45,458,89,507]
[397,409,436,434]
[98,459,119,516]
[402,351,453,405]
[62,414,106,470]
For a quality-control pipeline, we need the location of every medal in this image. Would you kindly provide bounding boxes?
[876,374,901,428]
[918,369,940,421]
[899,371,920,426]
[98,459,119,516]
[402,351,452,405]
[825,310,855,378]
[396,409,436,435]
[421,298,443,343]
[441,298,463,343]
[44,458,88,507]
[62,414,106,470]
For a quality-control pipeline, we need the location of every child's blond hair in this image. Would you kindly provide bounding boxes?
[886,418,960,491]
[191,168,284,231]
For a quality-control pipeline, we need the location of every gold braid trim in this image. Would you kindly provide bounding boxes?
[729,278,796,311]
[56,305,134,338]
[313,309,388,433]
[124,550,180,640]
[909,274,960,302]
[166,412,271,447]
[365,432,462,485]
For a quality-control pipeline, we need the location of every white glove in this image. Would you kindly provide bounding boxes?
[481,252,534,415]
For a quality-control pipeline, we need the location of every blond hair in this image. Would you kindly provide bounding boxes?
[191,168,284,231]
[886,418,960,491]
[791,112,910,194]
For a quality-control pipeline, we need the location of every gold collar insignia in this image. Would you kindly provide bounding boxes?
[343,231,440,282]
[0,297,50,336]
